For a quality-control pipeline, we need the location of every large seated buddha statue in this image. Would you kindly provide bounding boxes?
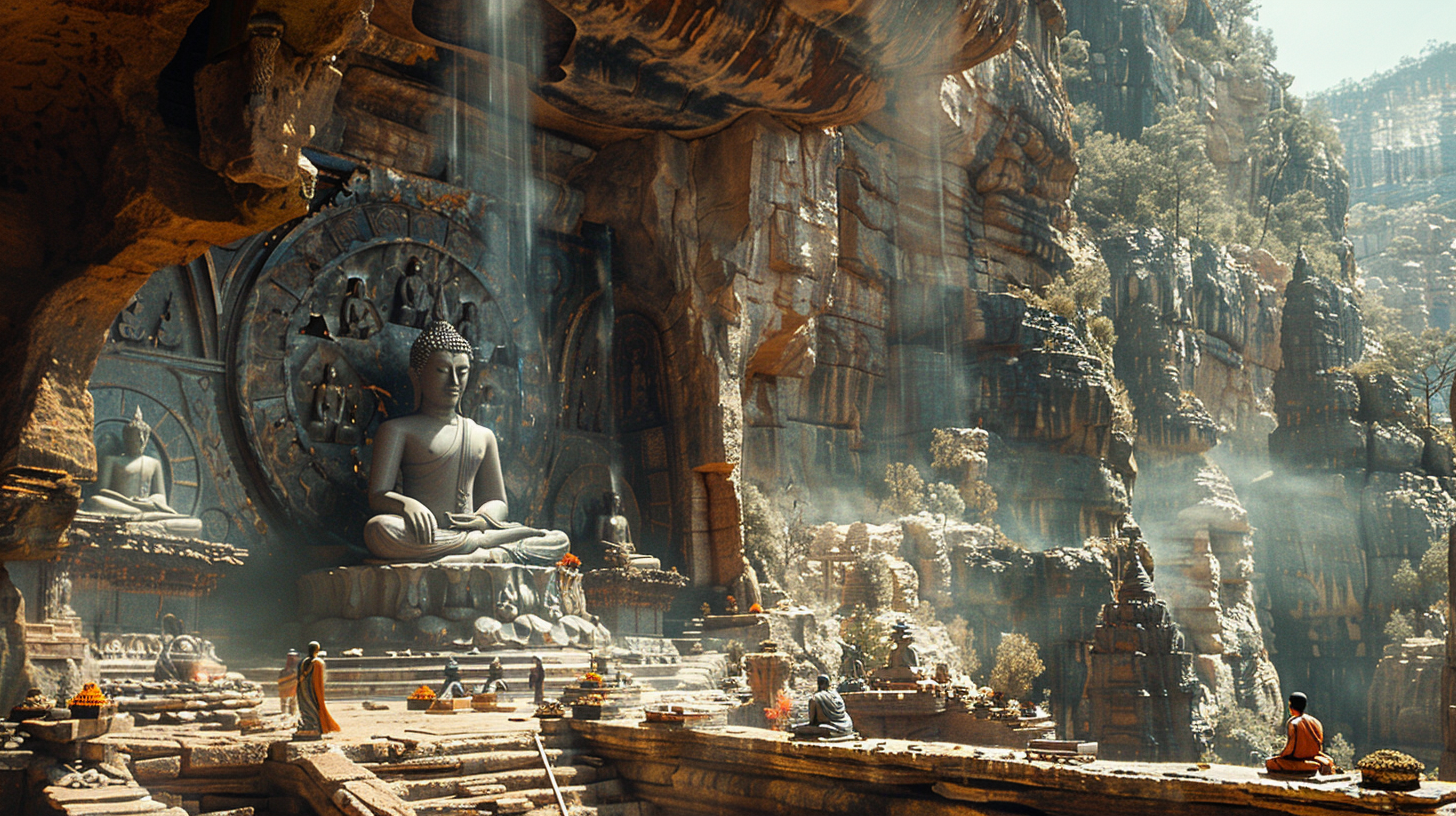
[363,320,570,565]
[77,407,203,536]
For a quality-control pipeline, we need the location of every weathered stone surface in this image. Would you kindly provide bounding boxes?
[0,0,358,567]
[133,756,182,783]
[1255,256,1456,741]
[1105,228,1284,722]
[1368,637,1444,759]
[443,0,1027,136]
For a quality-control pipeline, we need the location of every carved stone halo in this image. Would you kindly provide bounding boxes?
[225,173,523,547]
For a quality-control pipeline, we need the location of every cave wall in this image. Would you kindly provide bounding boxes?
[0,0,1103,681]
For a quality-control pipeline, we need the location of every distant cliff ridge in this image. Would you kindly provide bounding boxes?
[1316,43,1456,206]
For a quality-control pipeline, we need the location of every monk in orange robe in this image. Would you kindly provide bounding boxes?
[294,641,340,739]
[1266,692,1335,774]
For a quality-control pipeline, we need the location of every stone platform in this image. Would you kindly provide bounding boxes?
[297,562,600,649]
[573,720,1456,816]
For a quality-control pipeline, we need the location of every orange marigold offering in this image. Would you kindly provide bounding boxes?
[69,683,107,707]
[557,553,582,569]
[749,603,763,613]
[580,671,604,684]
[409,685,437,700]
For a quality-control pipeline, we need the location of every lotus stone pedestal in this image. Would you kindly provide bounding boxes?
[297,563,606,650]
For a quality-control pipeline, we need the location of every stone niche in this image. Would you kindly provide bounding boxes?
[296,563,603,650]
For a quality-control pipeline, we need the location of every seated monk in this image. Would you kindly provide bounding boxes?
[79,407,202,535]
[791,674,856,739]
[364,320,570,565]
[1266,692,1335,774]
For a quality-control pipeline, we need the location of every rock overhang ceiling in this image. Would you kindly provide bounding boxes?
[369,0,1037,140]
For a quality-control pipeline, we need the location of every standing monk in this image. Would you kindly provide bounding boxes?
[529,656,546,706]
[277,649,299,717]
[294,641,340,740]
[1266,692,1335,774]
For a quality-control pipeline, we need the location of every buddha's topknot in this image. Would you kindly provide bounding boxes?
[410,320,473,371]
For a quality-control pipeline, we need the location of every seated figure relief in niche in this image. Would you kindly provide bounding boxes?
[78,407,202,535]
[338,277,383,339]
[393,256,434,329]
[363,320,570,565]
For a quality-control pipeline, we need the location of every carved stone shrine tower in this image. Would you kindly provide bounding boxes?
[1084,557,1201,761]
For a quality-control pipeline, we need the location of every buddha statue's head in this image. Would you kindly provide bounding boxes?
[122,406,152,456]
[409,320,473,414]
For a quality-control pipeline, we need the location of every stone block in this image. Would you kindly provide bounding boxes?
[299,750,371,786]
[20,716,112,743]
[135,756,182,783]
[185,741,268,773]
[339,779,413,816]
[1369,422,1424,472]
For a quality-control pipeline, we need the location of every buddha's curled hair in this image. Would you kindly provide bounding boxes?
[410,320,473,370]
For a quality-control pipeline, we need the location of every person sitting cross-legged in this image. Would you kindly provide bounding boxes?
[1265,692,1335,774]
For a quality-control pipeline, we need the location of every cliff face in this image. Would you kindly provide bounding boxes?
[1253,259,1456,740]
[1316,43,1456,207]
[1106,229,1282,720]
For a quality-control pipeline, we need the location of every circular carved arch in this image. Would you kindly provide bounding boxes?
[221,177,530,547]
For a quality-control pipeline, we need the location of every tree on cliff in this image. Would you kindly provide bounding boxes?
[1073,100,1233,244]
[1372,327,1456,423]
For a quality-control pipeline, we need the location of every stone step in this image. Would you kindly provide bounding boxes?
[392,764,591,801]
[46,786,152,808]
[411,785,588,816]
[367,748,570,778]
[59,798,167,816]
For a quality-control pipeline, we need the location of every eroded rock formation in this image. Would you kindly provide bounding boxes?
[1254,256,1456,741]
[1106,229,1282,720]
[0,0,368,565]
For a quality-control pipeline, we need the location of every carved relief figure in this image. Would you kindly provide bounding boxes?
[79,407,202,535]
[156,294,184,349]
[393,256,433,328]
[363,320,571,565]
[117,296,150,342]
[457,301,484,353]
[339,278,383,339]
[309,364,346,442]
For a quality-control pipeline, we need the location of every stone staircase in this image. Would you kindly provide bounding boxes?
[361,719,651,816]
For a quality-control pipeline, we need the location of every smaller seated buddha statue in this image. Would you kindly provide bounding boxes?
[869,620,923,686]
[596,491,659,570]
[791,674,856,739]
[477,656,508,694]
[78,408,201,536]
[363,320,571,565]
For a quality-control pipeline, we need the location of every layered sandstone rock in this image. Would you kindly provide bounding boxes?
[1255,256,1455,740]
[0,0,367,565]
[1368,637,1444,762]
[1105,229,1282,720]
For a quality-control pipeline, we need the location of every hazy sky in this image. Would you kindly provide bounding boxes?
[1256,0,1456,94]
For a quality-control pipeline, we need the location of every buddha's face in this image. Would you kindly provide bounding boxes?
[122,425,149,457]
[410,350,471,413]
